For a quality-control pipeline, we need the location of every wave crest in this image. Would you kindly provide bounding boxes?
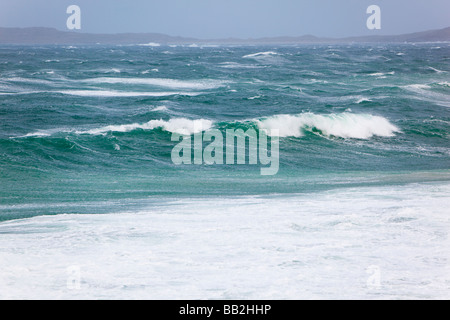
[243,51,278,58]
[57,90,201,97]
[77,118,213,136]
[19,113,399,140]
[256,113,400,139]
[83,77,228,90]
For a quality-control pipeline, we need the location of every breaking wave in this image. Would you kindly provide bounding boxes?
[77,118,214,136]
[256,113,400,139]
[243,51,278,58]
[19,113,399,140]
[82,77,228,90]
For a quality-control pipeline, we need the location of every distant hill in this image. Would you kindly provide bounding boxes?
[0,27,449,45]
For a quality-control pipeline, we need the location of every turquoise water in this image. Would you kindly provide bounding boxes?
[1,43,450,299]
[0,44,449,221]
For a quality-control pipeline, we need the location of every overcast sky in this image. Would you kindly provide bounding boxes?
[0,0,449,38]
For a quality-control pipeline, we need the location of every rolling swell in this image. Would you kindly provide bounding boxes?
[1,44,449,222]
[17,112,400,140]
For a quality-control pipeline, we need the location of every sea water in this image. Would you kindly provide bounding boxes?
[0,44,449,299]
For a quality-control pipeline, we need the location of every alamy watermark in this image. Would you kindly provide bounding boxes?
[67,5,81,30]
[66,265,81,290]
[367,5,381,30]
[366,265,382,288]
[66,5,380,32]
[171,126,280,176]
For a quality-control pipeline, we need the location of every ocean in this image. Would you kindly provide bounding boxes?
[0,43,449,299]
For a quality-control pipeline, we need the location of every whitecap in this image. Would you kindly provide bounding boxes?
[83,77,228,90]
[56,90,201,98]
[402,84,450,107]
[139,43,161,47]
[152,105,169,112]
[77,118,213,136]
[356,98,372,104]
[403,84,431,91]
[141,69,160,74]
[368,71,395,77]
[256,113,400,139]
[243,51,278,58]
[218,62,262,69]
[18,128,68,138]
[428,66,445,73]
[4,77,53,85]
[105,68,121,73]
[307,79,329,84]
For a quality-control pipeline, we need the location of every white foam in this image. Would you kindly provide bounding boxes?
[141,69,159,74]
[17,127,73,138]
[428,66,445,73]
[403,84,450,107]
[243,51,278,58]
[256,113,400,139]
[0,182,449,299]
[77,118,213,135]
[152,105,169,112]
[369,71,395,77]
[307,79,329,84]
[4,77,53,85]
[105,68,121,73]
[83,77,227,90]
[20,132,52,138]
[218,62,262,69]
[404,84,431,91]
[138,43,161,47]
[57,90,200,97]
[356,98,372,104]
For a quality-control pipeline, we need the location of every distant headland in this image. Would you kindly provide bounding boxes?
[0,26,449,45]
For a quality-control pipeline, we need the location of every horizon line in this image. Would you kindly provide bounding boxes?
[1,26,449,44]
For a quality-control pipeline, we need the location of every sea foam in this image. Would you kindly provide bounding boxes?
[57,90,201,97]
[256,113,400,139]
[138,43,161,47]
[243,51,278,58]
[78,118,213,135]
[83,77,228,90]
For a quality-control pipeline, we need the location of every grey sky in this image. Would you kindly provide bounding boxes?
[0,0,449,38]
